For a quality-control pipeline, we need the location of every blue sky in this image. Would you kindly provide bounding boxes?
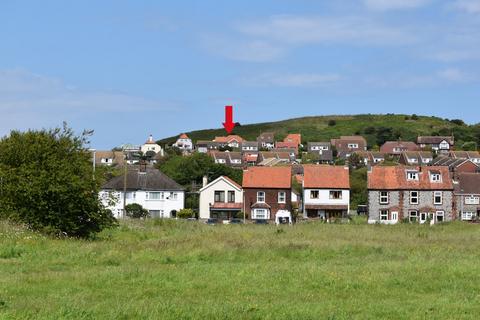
[1,0,480,149]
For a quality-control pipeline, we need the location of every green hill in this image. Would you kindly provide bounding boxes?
[159,114,480,150]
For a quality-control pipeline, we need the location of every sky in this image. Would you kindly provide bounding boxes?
[1,0,480,149]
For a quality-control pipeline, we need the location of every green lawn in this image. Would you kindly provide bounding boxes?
[1,219,480,319]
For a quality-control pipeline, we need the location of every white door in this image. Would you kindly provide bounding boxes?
[420,212,428,224]
[391,212,398,224]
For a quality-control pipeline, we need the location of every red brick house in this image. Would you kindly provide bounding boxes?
[242,166,292,222]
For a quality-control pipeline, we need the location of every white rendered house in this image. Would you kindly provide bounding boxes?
[199,176,243,220]
[141,135,164,157]
[173,133,193,151]
[100,167,184,219]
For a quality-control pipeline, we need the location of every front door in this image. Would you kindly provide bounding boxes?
[391,211,398,224]
[420,212,428,224]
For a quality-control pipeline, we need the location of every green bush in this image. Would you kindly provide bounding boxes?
[177,209,195,219]
[125,204,149,219]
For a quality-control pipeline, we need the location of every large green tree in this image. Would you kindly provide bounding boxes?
[0,125,116,238]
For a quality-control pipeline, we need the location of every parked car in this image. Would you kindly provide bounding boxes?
[254,219,269,225]
[229,218,243,224]
[205,218,218,225]
[356,205,367,215]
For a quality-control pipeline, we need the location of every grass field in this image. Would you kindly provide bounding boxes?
[1,219,480,319]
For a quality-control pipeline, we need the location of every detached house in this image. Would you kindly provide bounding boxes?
[380,141,419,156]
[214,135,244,149]
[199,176,243,221]
[141,135,164,157]
[331,136,367,159]
[417,136,454,154]
[303,165,350,220]
[100,167,185,219]
[257,132,275,150]
[173,133,193,152]
[243,166,292,223]
[454,173,480,221]
[367,166,454,224]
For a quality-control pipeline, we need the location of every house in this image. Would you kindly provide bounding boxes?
[417,136,454,154]
[241,141,259,152]
[274,142,299,156]
[100,167,185,219]
[307,142,333,164]
[243,152,259,166]
[284,134,302,147]
[380,141,419,155]
[196,141,220,153]
[449,151,480,164]
[214,135,244,148]
[94,150,125,167]
[199,176,243,221]
[173,133,193,151]
[432,156,479,178]
[303,165,350,220]
[141,135,164,157]
[353,151,385,166]
[399,151,433,166]
[367,166,454,224]
[331,136,367,158]
[243,166,292,223]
[210,151,243,168]
[258,151,295,166]
[257,132,275,150]
[454,173,480,221]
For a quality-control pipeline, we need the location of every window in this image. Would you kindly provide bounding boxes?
[409,210,418,223]
[214,191,225,203]
[126,192,136,200]
[253,209,268,219]
[330,190,342,199]
[436,211,444,223]
[410,191,419,204]
[434,191,442,205]
[170,192,178,200]
[379,191,389,204]
[310,190,319,199]
[462,211,476,221]
[465,196,480,205]
[278,192,286,203]
[430,173,441,182]
[147,192,163,200]
[407,171,419,180]
[348,143,359,148]
[257,191,266,203]
[149,210,161,218]
[228,191,235,203]
[380,210,389,221]
[216,159,226,164]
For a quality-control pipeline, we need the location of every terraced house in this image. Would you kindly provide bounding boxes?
[367,166,454,224]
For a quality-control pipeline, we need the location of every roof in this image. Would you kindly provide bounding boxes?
[432,156,476,170]
[94,150,124,165]
[450,151,480,159]
[303,165,350,189]
[257,132,275,143]
[454,173,480,194]
[211,203,242,210]
[242,166,292,189]
[308,142,331,148]
[368,166,453,190]
[102,167,184,191]
[242,141,259,147]
[402,151,433,160]
[380,141,419,153]
[331,136,367,150]
[179,133,190,139]
[417,136,454,144]
[284,134,301,146]
[214,135,244,143]
[200,175,242,192]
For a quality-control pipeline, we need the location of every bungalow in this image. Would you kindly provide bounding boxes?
[399,151,433,166]
[331,136,367,159]
[454,173,480,221]
[367,166,454,224]
[173,133,193,151]
[199,176,243,221]
[380,141,419,155]
[100,167,185,219]
[214,135,244,149]
[417,136,454,154]
[243,166,292,223]
[210,151,243,168]
[303,165,350,220]
[257,132,275,150]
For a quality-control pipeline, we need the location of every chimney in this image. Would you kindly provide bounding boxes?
[202,175,208,188]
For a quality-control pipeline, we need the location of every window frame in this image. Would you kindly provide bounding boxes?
[228,191,235,203]
[329,190,342,200]
[380,210,389,221]
[379,191,389,204]
[257,191,266,203]
[310,190,319,199]
[410,191,419,205]
[214,191,225,203]
[434,191,442,205]
[278,191,286,204]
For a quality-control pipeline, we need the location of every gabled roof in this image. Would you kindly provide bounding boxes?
[417,136,454,144]
[200,175,242,192]
[214,135,244,143]
[102,167,184,191]
[380,141,419,153]
[284,134,301,146]
[179,133,190,139]
[243,166,291,189]
[368,166,453,190]
[94,150,125,164]
[308,142,331,148]
[450,151,480,159]
[257,132,275,143]
[454,173,480,195]
[303,165,350,189]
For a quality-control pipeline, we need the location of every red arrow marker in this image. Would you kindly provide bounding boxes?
[223,105,236,134]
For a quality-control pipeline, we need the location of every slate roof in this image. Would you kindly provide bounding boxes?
[102,167,184,191]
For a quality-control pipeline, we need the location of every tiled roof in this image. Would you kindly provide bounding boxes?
[454,173,480,194]
[257,132,275,143]
[417,136,454,144]
[368,166,453,190]
[102,167,184,191]
[284,134,301,145]
[179,133,190,139]
[214,135,244,143]
[380,141,419,153]
[243,166,292,189]
[303,165,350,189]
[450,151,480,159]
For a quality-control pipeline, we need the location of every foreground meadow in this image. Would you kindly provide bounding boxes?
[1,219,480,319]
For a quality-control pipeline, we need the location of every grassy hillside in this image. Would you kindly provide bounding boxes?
[159,114,480,149]
[1,219,480,319]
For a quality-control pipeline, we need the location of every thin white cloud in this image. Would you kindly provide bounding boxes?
[364,0,431,11]
[437,67,472,82]
[453,0,480,14]
[241,73,342,87]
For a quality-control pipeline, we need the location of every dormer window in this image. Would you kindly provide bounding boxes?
[406,171,419,180]
[430,172,442,182]
[348,143,359,149]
